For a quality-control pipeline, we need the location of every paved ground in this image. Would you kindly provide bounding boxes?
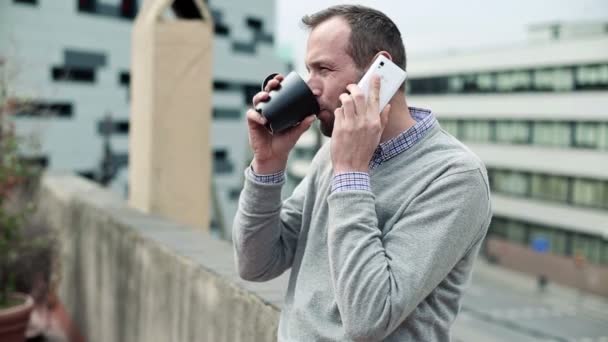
[452,258,608,342]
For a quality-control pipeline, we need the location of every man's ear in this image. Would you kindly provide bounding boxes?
[374,51,393,62]
[362,51,394,72]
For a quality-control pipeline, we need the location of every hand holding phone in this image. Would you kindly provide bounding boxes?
[357,55,407,112]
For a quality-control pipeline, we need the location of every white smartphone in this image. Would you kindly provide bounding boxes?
[357,55,407,112]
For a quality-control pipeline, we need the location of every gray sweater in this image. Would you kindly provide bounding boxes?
[233,125,492,341]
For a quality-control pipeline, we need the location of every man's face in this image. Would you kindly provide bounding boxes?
[305,17,363,137]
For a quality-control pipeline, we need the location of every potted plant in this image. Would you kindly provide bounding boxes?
[0,56,50,342]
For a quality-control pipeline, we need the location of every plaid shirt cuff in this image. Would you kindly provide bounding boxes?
[331,172,371,193]
[249,165,285,184]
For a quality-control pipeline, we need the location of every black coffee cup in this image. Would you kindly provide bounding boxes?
[255,71,320,134]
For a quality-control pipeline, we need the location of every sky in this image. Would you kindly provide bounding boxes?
[275,0,608,71]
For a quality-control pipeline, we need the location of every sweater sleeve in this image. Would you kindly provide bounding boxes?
[326,169,491,340]
[232,165,310,282]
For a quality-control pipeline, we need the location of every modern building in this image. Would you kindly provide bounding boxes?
[282,21,608,294]
[0,0,287,239]
[407,21,608,294]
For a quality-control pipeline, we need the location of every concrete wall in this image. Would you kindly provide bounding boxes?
[36,172,288,342]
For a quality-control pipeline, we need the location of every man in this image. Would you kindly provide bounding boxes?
[233,5,492,341]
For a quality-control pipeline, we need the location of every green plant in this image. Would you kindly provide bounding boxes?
[0,56,46,309]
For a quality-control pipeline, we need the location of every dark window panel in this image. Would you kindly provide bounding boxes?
[119,71,130,86]
[214,150,227,160]
[232,41,256,54]
[120,0,137,19]
[213,81,230,90]
[214,23,230,36]
[246,17,263,30]
[213,149,233,174]
[20,155,48,168]
[228,188,241,200]
[14,0,37,5]
[98,120,129,135]
[96,3,119,16]
[52,66,95,83]
[243,85,259,104]
[213,108,241,119]
[257,32,274,44]
[78,0,97,13]
[65,49,106,68]
[15,101,73,118]
[116,121,129,134]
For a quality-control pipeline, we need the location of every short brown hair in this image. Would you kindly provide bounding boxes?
[302,5,406,72]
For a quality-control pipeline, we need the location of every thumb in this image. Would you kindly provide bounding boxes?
[380,104,391,129]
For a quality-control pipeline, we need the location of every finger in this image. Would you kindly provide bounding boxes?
[264,74,284,92]
[368,75,381,116]
[380,104,391,129]
[339,93,356,119]
[246,108,267,126]
[333,107,344,129]
[252,91,270,107]
[345,84,366,112]
[264,79,281,93]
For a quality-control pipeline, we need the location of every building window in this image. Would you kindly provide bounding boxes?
[13,0,37,5]
[490,169,529,197]
[228,188,241,200]
[460,120,491,142]
[119,71,130,86]
[530,173,569,203]
[52,66,95,83]
[211,9,230,36]
[532,121,570,148]
[408,63,608,95]
[213,108,241,120]
[98,120,129,135]
[78,0,97,13]
[572,233,603,265]
[64,49,106,69]
[243,85,259,104]
[14,101,73,118]
[232,41,255,54]
[120,0,137,19]
[572,178,607,209]
[213,149,233,174]
[573,122,599,149]
[439,119,459,137]
[599,123,608,150]
[77,0,139,20]
[495,120,530,144]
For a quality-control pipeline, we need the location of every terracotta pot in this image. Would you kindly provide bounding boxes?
[0,293,34,342]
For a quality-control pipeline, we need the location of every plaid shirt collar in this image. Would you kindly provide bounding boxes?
[369,107,437,170]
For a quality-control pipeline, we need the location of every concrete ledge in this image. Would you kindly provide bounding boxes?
[37,172,288,342]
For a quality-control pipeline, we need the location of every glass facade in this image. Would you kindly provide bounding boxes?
[408,63,608,94]
[488,216,608,265]
[440,119,608,151]
[488,168,608,210]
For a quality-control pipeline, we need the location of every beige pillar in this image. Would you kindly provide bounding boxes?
[129,0,213,231]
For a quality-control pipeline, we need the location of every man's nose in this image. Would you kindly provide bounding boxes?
[306,76,322,97]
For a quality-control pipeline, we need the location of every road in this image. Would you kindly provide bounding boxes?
[452,259,608,342]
